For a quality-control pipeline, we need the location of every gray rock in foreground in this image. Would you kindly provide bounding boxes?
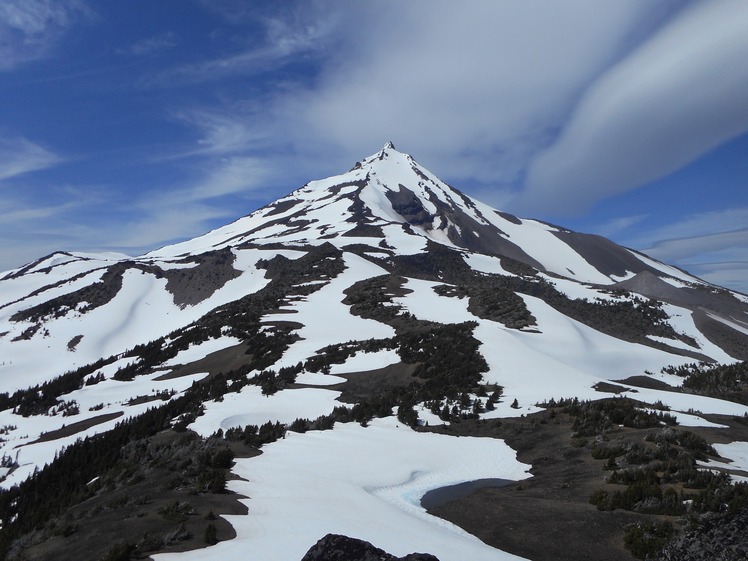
[656,508,748,561]
[300,533,440,561]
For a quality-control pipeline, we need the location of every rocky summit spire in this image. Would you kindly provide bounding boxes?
[374,140,400,161]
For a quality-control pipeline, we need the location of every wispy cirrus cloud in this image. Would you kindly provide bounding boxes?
[0,136,63,181]
[592,214,649,239]
[141,13,332,88]
[0,167,258,268]
[0,200,80,223]
[180,156,271,202]
[140,47,274,89]
[628,207,748,292]
[117,31,178,57]
[77,161,276,257]
[658,234,748,294]
[112,204,234,251]
[640,208,748,245]
[0,190,99,272]
[166,109,267,159]
[686,261,748,295]
[0,0,91,70]
[645,228,748,263]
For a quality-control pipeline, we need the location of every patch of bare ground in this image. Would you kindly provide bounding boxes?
[155,342,253,381]
[424,412,641,561]
[163,248,242,308]
[686,413,748,449]
[309,362,419,404]
[25,411,123,444]
[613,376,680,392]
[423,406,748,561]
[594,381,634,394]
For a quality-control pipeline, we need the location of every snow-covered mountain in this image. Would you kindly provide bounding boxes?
[1,144,748,561]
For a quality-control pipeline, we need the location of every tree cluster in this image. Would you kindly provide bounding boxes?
[561,397,678,437]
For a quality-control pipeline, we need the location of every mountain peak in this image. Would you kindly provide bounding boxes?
[369,141,411,164]
[137,143,735,295]
[373,140,404,162]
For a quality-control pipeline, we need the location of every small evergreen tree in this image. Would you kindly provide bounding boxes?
[204,523,218,545]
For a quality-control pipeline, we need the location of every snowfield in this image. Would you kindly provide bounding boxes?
[155,417,531,561]
[0,249,277,393]
[701,441,748,475]
[189,386,343,437]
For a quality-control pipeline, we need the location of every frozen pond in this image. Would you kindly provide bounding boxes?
[421,478,514,510]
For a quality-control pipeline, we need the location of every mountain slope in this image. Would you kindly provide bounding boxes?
[1,144,748,561]
[144,142,700,285]
[2,144,746,394]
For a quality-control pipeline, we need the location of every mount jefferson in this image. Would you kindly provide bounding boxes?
[0,143,747,561]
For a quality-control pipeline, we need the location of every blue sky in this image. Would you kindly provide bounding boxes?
[1,0,747,293]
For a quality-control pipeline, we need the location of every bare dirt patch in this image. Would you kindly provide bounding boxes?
[163,248,242,308]
[319,362,419,404]
[155,342,253,381]
[425,413,641,561]
[424,408,748,561]
[614,376,679,392]
[25,412,124,445]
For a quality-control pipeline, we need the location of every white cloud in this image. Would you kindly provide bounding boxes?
[0,137,63,181]
[110,156,274,251]
[140,1,695,202]
[118,31,177,57]
[687,261,748,295]
[0,0,91,70]
[645,229,748,263]
[112,205,234,251]
[0,194,97,272]
[167,109,267,158]
[0,200,79,223]
[182,156,270,201]
[592,214,649,238]
[267,0,662,188]
[625,207,748,293]
[522,0,748,215]
[640,208,748,244]
[142,10,333,88]
[0,161,264,270]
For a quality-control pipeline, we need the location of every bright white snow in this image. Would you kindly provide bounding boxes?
[154,417,531,561]
[701,441,748,475]
[0,249,277,392]
[189,386,343,437]
[392,278,471,324]
[462,253,513,276]
[265,253,395,371]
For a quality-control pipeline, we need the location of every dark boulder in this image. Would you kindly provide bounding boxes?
[300,533,440,561]
[656,508,748,561]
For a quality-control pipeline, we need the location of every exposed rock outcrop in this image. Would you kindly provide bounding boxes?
[300,533,440,561]
[656,508,748,561]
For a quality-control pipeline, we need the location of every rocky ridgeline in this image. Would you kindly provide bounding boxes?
[656,507,748,561]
